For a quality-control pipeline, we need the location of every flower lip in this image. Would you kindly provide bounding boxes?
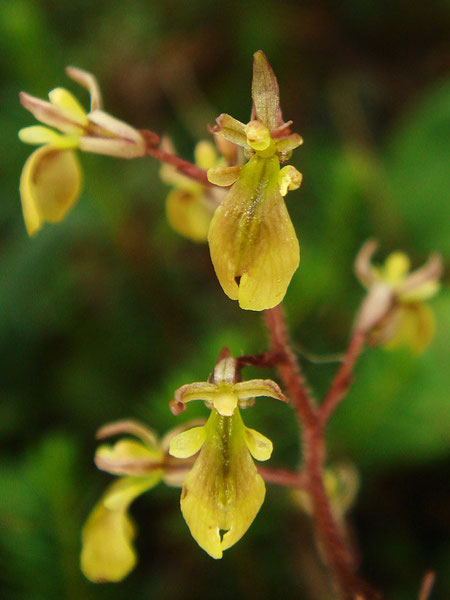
[171,407,271,559]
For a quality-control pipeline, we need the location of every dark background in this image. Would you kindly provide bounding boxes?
[0,0,449,598]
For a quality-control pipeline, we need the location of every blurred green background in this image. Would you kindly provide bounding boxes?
[0,0,449,598]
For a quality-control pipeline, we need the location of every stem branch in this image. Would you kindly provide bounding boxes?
[141,129,213,186]
[319,330,366,427]
[262,304,384,600]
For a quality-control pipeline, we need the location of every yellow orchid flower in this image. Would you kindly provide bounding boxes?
[168,355,285,558]
[170,356,288,417]
[160,140,226,242]
[81,420,195,583]
[169,406,273,559]
[207,51,303,310]
[19,66,146,236]
[354,240,443,353]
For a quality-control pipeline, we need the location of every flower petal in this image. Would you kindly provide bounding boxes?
[208,154,300,311]
[173,382,218,407]
[96,419,160,449]
[383,303,435,354]
[207,165,241,187]
[179,409,265,559]
[212,113,248,148]
[234,379,288,403]
[246,120,271,152]
[95,439,163,476]
[399,253,443,302]
[18,125,73,147]
[169,426,207,459]
[66,66,103,111]
[244,427,273,461]
[166,189,212,242]
[48,87,87,123]
[275,133,303,154]
[87,110,145,148]
[212,389,238,416]
[78,136,145,159]
[194,140,218,169]
[19,91,84,133]
[382,252,411,285]
[278,165,302,196]
[20,146,82,236]
[80,474,161,583]
[103,473,162,511]
[251,51,280,131]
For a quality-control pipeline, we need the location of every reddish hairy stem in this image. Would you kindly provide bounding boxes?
[146,146,211,185]
[258,466,307,489]
[319,330,366,427]
[262,304,385,600]
[264,305,317,428]
[141,129,213,186]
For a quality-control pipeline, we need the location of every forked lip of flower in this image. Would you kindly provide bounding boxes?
[207,154,300,311]
[169,407,272,559]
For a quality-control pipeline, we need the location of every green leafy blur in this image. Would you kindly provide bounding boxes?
[1,1,448,599]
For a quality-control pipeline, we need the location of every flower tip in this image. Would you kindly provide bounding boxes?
[170,399,186,416]
[19,90,32,109]
[253,50,269,65]
[354,239,379,286]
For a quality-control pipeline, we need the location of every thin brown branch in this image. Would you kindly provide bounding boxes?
[262,304,387,600]
[140,128,213,186]
[258,466,307,489]
[264,304,317,428]
[146,146,211,185]
[238,350,281,369]
[319,330,366,427]
[303,430,384,600]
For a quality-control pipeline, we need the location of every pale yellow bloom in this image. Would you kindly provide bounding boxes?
[169,407,272,559]
[161,140,225,242]
[19,67,145,236]
[168,355,284,558]
[81,420,193,583]
[207,51,303,310]
[354,240,443,353]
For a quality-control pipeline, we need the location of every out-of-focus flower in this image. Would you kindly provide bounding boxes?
[293,462,359,519]
[207,51,303,311]
[81,420,194,583]
[354,240,443,353]
[168,355,284,558]
[19,67,146,236]
[160,140,226,242]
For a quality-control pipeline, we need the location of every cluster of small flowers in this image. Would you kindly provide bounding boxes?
[18,52,442,583]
